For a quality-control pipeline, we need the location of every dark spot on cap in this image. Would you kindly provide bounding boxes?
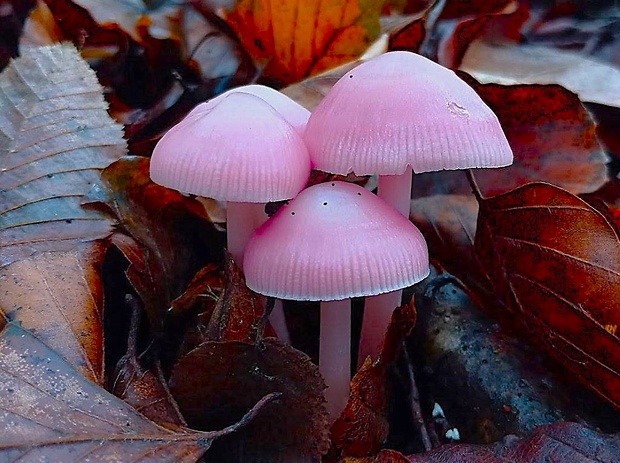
[291,212,295,215]
[323,202,328,206]
[357,192,361,196]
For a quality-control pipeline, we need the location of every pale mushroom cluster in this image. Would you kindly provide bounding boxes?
[149,51,513,421]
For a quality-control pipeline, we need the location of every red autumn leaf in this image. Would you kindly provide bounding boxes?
[475,182,620,409]
[329,302,417,460]
[226,0,383,84]
[0,43,125,383]
[408,421,620,462]
[408,194,491,302]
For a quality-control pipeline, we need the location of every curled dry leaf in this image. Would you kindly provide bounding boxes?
[0,43,125,383]
[226,0,383,84]
[408,421,620,462]
[329,301,417,460]
[204,253,266,343]
[475,182,620,409]
[0,322,277,462]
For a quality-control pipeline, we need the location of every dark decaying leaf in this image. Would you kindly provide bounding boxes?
[91,156,222,329]
[0,322,277,462]
[412,82,608,198]
[329,302,417,460]
[112,295,187,430]
[0,43,125,383]
[204,252,266,343]
[169,257,329,462]
[408,421,620,462]
[169,339,329,463]
[475,182,620,409]
[344,449,411,463]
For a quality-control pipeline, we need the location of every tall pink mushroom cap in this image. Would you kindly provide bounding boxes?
[244,181,429,300]
[184,84,310,136]
[244,181,429,420]
[304,51,513,364]
[150,92,311,265]
[304,51,513,175]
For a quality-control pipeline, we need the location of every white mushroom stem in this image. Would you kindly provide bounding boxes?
[226,201,263,263]
[358,165,413,364]
[227,201,291,343]
[320,299,351,421]
[377,165,413,217]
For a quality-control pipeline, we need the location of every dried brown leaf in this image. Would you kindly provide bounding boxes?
[0,322,276,462]
[0,43,125,383]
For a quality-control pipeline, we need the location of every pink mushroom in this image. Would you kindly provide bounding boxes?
[303,51,513,362]
[150,92,311,264]
[243,181,429,420]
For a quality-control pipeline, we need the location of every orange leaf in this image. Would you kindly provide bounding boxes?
[226,0,383,84]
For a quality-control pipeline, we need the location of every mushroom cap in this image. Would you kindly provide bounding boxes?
[185,85,310,136]
[244,181,430,301]
[150,92,311,203]
[304,51,513,176]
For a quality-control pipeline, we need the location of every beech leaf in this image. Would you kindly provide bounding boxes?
[0,43,125,383]
[226,0,383,84]
[0,322,276,462]
[475,182,620,408]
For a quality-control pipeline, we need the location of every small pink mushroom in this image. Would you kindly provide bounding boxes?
[243,181,429,420]
[304,51,513,362]
[150,92,311,264]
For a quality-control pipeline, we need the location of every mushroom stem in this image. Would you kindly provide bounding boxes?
[358,290,402,365]
[320,299,351,421]
[227,203,291,342]
[377,165,413,217]
[358,165,412,363]
[226,201,263,264]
